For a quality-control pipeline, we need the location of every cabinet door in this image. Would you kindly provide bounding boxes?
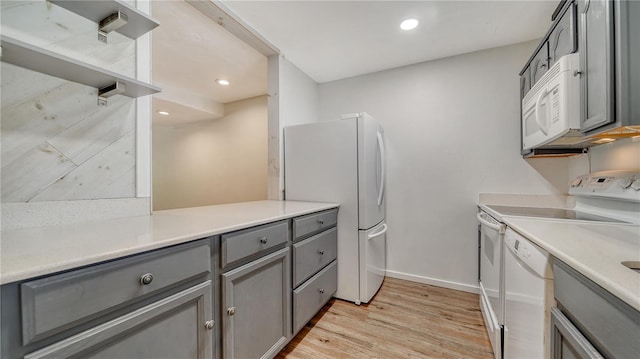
[530,42,550,85]
[222,247,291,359]
[550,307,604,359]
[520,66,531,99]
[24,281,214,359]
[549,3,577,67]
[578,0,615,131]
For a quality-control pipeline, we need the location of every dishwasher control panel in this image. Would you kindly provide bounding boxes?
[569,170,640,202]
[504,228,552,279]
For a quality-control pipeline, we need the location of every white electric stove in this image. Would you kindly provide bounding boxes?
[477,170,640,359]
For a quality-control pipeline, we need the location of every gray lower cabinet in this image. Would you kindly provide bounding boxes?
[0,239,213,359]
[24,281,214,359]
[221,247,291,359]
[552,259,640,359]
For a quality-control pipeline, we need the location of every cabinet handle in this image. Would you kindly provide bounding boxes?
[541,63,547,69]
[317,219,324,225]
[259,236,268,244]
[318,249,325,255]
[227,307,236,316]
[139,273,154,285]
[204,320,214,330]
[318,288,325,294]
[573,70,582,77]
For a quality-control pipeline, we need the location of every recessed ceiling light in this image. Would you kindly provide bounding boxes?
[400,19,419,31]
[216,79,230,86]
[157,111,170,116]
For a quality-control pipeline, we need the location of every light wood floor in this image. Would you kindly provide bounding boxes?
[277,277,494,358]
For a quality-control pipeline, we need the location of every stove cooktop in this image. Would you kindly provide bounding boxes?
[485,205,627,223]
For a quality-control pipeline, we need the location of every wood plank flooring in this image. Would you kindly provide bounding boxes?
[277,277,494,359]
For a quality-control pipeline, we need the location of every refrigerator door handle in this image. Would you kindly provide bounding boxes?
[368,223,388,239]
[376,131,386,206]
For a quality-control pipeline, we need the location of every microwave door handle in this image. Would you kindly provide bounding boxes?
[534,88,549,135]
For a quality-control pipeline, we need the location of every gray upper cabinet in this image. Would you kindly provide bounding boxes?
[520,66,531,99]
[221,247,291,359]
[549,2,578,67]
[577,0,616,132]
[530,42,550,86]
[579,0,640,134]
[24,281,214,359]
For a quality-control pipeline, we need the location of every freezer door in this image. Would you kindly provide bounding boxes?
[358,222,387,303]
[354,113,386,229]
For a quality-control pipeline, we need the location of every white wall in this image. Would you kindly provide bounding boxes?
[268,56,320,199]
[318,40,570,291]
[152,96,268,210]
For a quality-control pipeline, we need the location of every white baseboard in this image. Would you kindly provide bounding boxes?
[385,270,480,294]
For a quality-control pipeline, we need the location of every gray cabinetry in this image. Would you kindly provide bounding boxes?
[577,0,615,132]
[578,0,640,134]
[1,239,213,359]
[552,259,640,359]
[24,281,213,359]
[530,42,550,86]
[221,220,289,269]
[549,2,577,67]
[291,209,338,336]
[221,247,291,359]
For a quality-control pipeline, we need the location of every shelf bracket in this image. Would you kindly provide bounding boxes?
[98,11,128,43]
[98,81,126,106]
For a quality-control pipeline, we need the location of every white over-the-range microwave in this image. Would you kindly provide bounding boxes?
[521,53,585,151]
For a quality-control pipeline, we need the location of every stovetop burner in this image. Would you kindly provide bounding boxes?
[486,205,627,223]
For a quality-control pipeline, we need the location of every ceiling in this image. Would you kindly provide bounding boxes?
[151,0,558,124]
[222,0,558,83]
[151,0,268,125]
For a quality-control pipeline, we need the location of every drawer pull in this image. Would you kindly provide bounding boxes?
[317,219,324,225]
[139,273,154,285]
[318,249,325,255]
[227,307,236,316]
[205,320,215,330]
[259,236,268,244]
[318,288,325,294]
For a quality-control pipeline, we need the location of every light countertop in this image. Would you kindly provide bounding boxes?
[502,217,640,311]
[0,200,339,285]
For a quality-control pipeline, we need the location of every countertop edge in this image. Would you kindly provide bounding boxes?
[1,201,339,285]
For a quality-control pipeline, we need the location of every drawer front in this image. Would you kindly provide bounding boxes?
[293,209,337,241]
[293,261,337,334]
[293,227,337,287]
[554,260,640,358]
[221,220,289,268]
[21,240,211,345]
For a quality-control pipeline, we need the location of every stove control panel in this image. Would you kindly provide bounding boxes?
[569,170,640,202]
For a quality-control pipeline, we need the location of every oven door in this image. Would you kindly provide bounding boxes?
[477,210,505,359]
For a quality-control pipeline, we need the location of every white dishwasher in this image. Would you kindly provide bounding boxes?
[503,227,554,359]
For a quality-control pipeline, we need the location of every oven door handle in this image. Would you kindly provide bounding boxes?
[477,213,505,234]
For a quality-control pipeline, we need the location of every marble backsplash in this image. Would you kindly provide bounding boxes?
[1,0,137,203]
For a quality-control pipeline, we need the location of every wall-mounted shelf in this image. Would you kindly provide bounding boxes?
[0,35,161,99]
[49,0,159,40]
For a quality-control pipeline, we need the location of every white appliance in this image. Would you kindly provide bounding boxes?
[477,211,505,359]
[503,228,553,359]
[284,112,387,304]
[521,53,581,151]
[479,170,640,359]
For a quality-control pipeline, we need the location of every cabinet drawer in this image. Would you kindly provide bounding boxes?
[21,240,211,345]
[293,261,337,334]
[554,260,640,358]
[24,281,213,359]
[221,220,289,268]
[293,209,337,241]
[293,227,337,287]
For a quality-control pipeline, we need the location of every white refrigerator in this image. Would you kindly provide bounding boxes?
[284,112,387,304]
